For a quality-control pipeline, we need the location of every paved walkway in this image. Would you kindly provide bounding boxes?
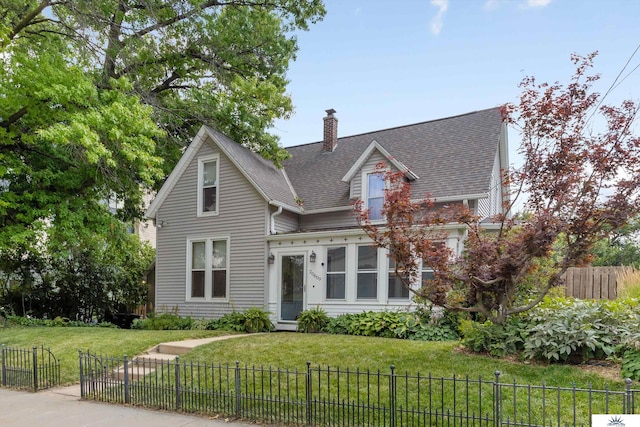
[0,334,262,427]
[0,387,259,427]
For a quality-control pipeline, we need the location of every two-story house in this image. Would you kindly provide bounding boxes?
[145,108,508,330]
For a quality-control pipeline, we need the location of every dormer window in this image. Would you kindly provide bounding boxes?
[367,172,385,221]
[198,154,219,216]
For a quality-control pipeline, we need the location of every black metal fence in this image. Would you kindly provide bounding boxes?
[78,350,638,427]
[1,345,61,391]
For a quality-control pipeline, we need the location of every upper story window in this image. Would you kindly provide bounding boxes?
[198,155,219,216]
[367,172,385,221]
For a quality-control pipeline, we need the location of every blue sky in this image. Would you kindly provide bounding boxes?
[273,0,640,161]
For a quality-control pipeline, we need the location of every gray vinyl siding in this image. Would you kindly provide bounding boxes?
[489,151,502,216]
[477,198,490,219]
[273,208,299,233]
[155,137,268,318]
[300,210,357,231]
[350,150,388,199]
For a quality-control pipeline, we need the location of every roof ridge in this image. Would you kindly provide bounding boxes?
[285,106,501,150]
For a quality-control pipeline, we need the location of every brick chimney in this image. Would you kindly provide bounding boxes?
[323,108,338,152]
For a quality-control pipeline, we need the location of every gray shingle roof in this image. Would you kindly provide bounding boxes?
[283,107,504,211]
[205,127,300,210]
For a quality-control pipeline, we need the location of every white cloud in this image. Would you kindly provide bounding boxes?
[430,0,449,35]
[523,0,553,8]
[483,0,503,10]
[484,0,552,11]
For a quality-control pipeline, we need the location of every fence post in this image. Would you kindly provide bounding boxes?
[389,365,396,427]
[175,356,181,410]
[1,344,6,387]
[32,346,38,392]
[625,378,633,414]
[78,350,84,397]
[123,355,130,404]
[234,361,241,417]
[306,361,312,425]
[493,371,501,427]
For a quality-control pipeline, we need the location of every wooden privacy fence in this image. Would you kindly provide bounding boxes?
[562,266,634,300]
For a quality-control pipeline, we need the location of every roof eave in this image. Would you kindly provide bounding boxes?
[145,125,209,219]
[341,140,419,183]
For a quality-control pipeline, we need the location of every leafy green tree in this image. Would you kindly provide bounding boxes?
[50,0,325,170]
[591,217,640,267]
[1,16,163,250]
[0,1,325,320]
[0,3,163,316]
[3,221,155,321]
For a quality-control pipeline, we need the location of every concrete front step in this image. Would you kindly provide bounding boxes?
[157,343,192,355]
[133,352,179,365]
[111,334,251,381]
[113,364,157,381]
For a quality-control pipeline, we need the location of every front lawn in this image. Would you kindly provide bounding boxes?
[0,326,229,384]
[185,332,625,390]
[0,327,627,390]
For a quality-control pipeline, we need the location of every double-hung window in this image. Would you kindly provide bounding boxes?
[367,172,385,221]
[388,257,409,299]
[357,245,378,299]
[326,247,346,299]
[188,237,229,300]
[198,155,219,215]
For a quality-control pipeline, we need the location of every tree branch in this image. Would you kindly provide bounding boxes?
[6,0,52,43]
[1,106,29,129]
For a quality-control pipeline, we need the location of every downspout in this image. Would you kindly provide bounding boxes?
[270,205,283,235]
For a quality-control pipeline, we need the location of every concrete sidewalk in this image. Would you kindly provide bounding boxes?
[0,387,258,427]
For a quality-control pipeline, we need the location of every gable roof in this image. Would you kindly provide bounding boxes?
[341,139,419,183]
[147,107,505,218]
[283,107,504,211]
[146,126,300,219]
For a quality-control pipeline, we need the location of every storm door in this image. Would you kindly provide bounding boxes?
[280,254,305,321]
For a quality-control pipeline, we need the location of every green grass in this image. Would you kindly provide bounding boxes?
[0,326,230,384]
[0,328,630,426]
[178,333,628,426]
[185,332,624,389]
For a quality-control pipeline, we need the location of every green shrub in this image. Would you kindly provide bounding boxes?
[131,313,193,330]
[622,349,640,380]
[243,307,274,333]
[324,314,354,335]
[3,315,117,328]
[322,309,459,341]
[208,312,246,332]
[522,297,634,362]
[297,306,329,333]
[347,311,401,337]
[460,317,528,357]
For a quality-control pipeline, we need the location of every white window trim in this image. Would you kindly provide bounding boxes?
[361,167,388,225]
[197,154,220,217]
[355,244,380,301]
[186,235,230,302]
[325,246,347,301]
[387,254,411,301]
